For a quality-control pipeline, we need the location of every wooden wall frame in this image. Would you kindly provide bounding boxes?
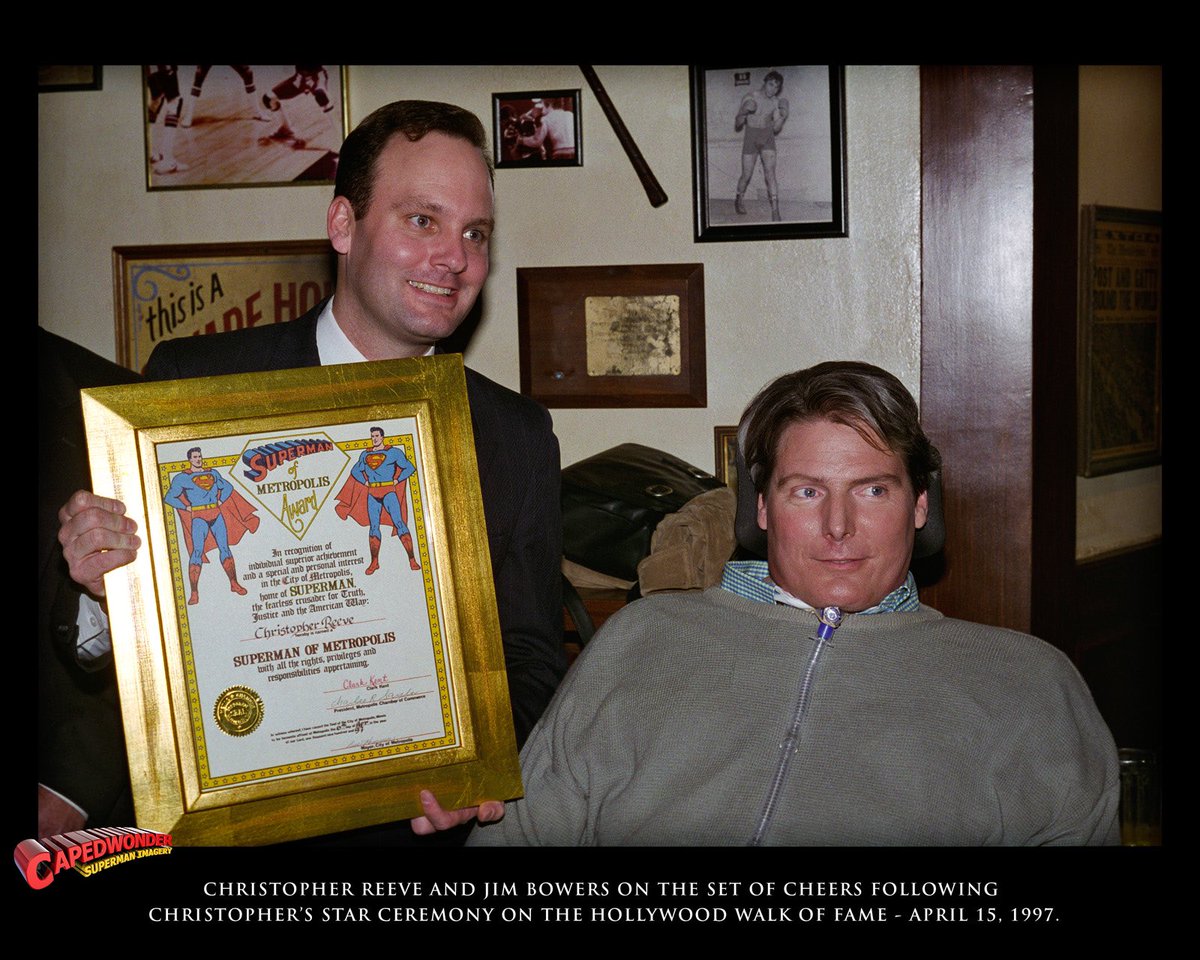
[919,66,1081,653]
[517,263,706,408]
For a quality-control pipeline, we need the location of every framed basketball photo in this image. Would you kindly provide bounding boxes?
[143,65,349,190]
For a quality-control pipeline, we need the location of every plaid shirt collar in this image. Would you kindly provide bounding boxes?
[719,560,920,614]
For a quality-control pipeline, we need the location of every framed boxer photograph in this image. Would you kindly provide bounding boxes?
[690,65,847,242]
[492,89,582,168]
[143,65,349,190]
[81,355,522,844]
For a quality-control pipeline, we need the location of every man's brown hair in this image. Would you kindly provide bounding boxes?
[740,361,941,495]
[335,100,493,218]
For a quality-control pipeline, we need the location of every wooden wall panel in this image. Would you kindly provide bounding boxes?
[1029,66,1080,651]
[920,66,1083,652]
[919,66,1035,632]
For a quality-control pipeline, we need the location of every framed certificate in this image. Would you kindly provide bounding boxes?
[517,263,706,408]
[82,355,521,844]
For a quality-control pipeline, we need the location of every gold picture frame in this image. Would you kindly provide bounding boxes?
[82,355,520,845]
[713,425,739,494]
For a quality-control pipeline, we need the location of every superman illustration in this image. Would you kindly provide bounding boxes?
[164,447,259,604]
[334,427,420,575]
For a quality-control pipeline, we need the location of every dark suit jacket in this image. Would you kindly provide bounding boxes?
[38,328,141,826]
[145,306,567,746]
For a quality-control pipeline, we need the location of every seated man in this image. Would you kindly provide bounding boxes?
[470,361,1119,846]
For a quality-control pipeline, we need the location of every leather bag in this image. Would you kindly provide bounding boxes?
[561,443,724,581]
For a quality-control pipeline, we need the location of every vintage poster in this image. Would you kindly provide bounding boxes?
[1078,207,1163,476]
[114,241,334,373]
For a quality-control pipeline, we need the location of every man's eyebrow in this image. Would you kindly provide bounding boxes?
[773,472,905,488]
[396,196,495,231]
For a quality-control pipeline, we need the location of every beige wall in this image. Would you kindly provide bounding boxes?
[38,65,921,472]
[1076,65,1163,559]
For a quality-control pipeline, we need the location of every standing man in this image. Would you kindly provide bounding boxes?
[339,426,420,574]
[179,65,274,128]
[163,446,254,603]
[39,328,140,837]
[57,101,566,836]
[261,65,335,145]
[734,70,789,222]
[146,65,188,176]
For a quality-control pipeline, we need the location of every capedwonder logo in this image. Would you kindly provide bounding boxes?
[14,827,173,889]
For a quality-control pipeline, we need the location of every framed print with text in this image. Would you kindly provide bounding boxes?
[113,240,334,374]
[1077,205,1162,476]
[82,355,521,844]
[690,65,847,242]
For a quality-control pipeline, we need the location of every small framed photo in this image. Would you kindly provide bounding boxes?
[518,263,705,408]
[143,65,348,190]
[493,90,582,168]
[713,426,740,493]
[1077,206,1162,476]
[113,241,335,373]
[82,356,521,844]
[690,65,847,241]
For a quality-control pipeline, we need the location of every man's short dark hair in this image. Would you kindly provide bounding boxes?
[740,361,941,496]
[370,426,384,436]
[187,446,202,459]
[335,100,493,218]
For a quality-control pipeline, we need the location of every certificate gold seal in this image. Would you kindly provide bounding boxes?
[214,686,265,737]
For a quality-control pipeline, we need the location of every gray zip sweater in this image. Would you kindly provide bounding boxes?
[469,588,1118,846]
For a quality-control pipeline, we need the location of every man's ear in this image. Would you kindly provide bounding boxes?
[328,196,354,255]
[913,489,929,530]
[757,492,768,532]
